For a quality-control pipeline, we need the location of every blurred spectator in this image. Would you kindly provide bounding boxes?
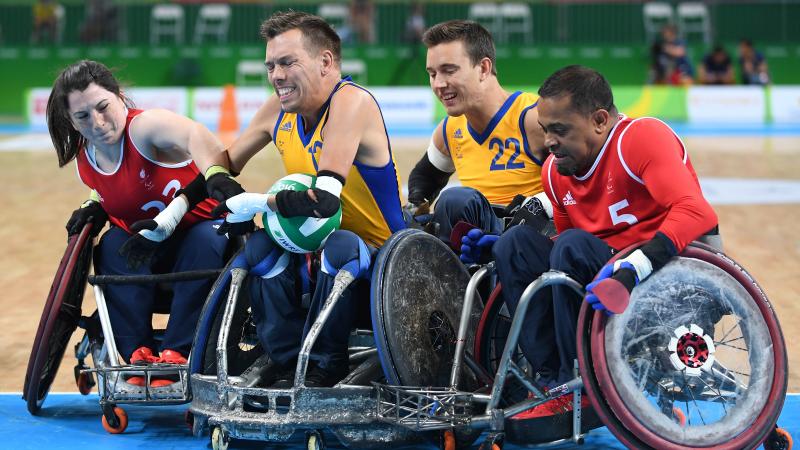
[350,0,375,44]
[79,0,119,43]
[738,39,769,85]
[81,0,119,43]
[404,2,425,43]
[389,2,426,84]
[31,0,59,44]
[698,45,735,85]
[650,24,694,86]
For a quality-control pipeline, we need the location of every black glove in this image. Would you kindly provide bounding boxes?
[503,194,550,232]
[206,172,245,203]
[66,200,108,236]
[211,201,256,236]
[118,220,160,270]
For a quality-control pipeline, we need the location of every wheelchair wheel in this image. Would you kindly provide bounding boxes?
[371,229,481,388]
[578,244,788,450]
[190,249,262,377]
[24,224,93,415]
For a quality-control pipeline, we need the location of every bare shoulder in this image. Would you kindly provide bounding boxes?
[431,120,449,157]
[329,83,379,117]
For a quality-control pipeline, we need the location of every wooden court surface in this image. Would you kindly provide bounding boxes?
[2,134,798,394]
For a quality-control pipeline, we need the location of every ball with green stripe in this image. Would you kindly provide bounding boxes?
[263,173,342,253]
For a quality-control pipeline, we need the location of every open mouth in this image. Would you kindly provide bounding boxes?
[277,87,296,101]
[440,92,457,104]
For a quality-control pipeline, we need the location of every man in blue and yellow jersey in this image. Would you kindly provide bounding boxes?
[407,20,553,257]
[207,11,405,388]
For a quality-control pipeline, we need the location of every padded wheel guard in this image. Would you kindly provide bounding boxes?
[370,229,482,387]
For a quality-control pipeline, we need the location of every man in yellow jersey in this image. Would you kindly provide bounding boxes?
[407,20,553,263]
[208,11,405,389]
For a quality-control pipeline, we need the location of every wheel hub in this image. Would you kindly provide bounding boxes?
[667,324,716,376]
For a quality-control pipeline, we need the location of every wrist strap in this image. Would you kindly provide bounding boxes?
[204,165,230,180]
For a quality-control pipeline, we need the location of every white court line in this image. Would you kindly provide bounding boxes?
[0,133,52,152]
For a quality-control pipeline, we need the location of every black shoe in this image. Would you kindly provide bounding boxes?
[304,363,348,388]
[255,359,296,389]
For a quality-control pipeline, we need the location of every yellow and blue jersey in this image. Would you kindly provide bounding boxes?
[272,78,405,247]
[443,91,543,205]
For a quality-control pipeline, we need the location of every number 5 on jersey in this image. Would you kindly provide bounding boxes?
[609,199,639,226]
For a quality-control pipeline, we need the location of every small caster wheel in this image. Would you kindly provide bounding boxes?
[439,429,456,450]
[101,406,128,434]
[478,432,504,450]
[74,364,94,395]
[764,426,793,450]
[210,426,230,450]
[306,430,325,450]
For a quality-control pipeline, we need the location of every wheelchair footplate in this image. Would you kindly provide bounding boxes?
[84,363,190,404]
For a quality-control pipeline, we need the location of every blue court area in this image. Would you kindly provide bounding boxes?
[3,393,798,449]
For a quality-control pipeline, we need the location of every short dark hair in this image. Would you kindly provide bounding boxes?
[538,65,616,116]
[260,11,341,65]
[46,60,132,167]
[422,20,497,76]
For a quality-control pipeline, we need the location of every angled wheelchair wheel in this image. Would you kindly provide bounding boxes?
[24,224,94,415]
[190,249,262,377]
[371,229,482,387]
[579,244,788,450]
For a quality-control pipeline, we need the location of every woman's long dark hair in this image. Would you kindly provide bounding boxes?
[46,60,132,167]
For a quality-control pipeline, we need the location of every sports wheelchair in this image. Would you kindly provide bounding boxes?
[189,228,792,450]
[23,223,237,434]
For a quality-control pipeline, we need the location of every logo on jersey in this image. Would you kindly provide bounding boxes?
[562,191,577,206]
[454,128,463,139]
[279,121,292,132]
[606,172,615,194]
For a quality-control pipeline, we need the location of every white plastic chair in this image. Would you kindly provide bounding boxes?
[643,2,674,42]
[150,4,184,45]
[235,60,267,86]
[193,4,231,45]
[468,3,501,38]
[500,3,532,44]
[677,2,711,45]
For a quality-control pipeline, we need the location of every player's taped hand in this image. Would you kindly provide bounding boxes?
[584,250,651,314]
[205,166,245,202]
[460,228,499,265]
[66,200,108,236]
[211,192,266,236]
[118,196,190,269]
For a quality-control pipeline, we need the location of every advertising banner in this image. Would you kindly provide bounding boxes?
[687,86,765,123]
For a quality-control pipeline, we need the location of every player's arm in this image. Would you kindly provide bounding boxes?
[407,120,454,207]
[129,109,227,173]
[588,119,718,312]
[522,102,548,164]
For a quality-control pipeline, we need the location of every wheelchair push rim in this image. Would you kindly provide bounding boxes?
[24,223,93,415]
[580,244,787,450]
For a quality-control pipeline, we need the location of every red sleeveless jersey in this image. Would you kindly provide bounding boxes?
[76,108,217,234]
[542,116,717,252]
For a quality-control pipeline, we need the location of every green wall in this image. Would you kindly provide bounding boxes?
[4,42,800,119]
